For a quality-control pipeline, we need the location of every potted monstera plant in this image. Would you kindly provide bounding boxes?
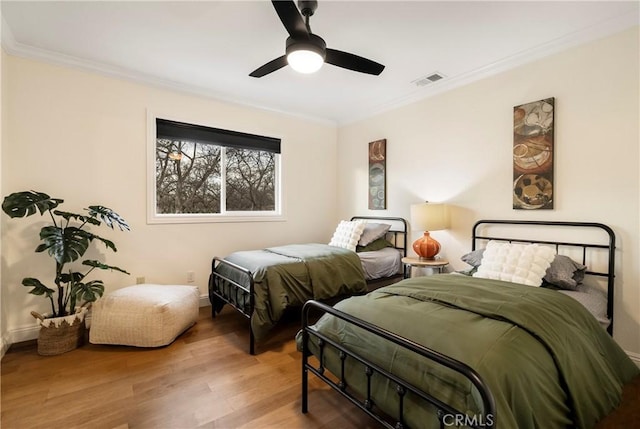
[2,190,130,355]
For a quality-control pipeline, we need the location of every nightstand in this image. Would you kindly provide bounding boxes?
[402,257,449,279]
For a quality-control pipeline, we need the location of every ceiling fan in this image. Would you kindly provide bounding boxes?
[249,0,385,78]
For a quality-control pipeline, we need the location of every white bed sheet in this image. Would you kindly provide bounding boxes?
[358,247,402,280]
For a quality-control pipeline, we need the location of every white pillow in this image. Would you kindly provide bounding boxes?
[473,241,556,286]
[328,220,366,251]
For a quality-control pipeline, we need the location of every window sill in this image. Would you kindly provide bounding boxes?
[147,213,286,225]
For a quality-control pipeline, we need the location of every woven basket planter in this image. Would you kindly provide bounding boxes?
[31,307,88,356]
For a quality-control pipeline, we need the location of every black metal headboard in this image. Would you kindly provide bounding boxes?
[472,220,616,334]
[351,216,408,257]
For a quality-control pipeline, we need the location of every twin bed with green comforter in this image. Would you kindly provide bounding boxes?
[209,216,407,354]
[298,220,639,429]
[211,243,367,342]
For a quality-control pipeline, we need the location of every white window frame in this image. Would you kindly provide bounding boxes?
[146,111,284,224]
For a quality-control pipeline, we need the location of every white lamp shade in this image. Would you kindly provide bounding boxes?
[410,203,449,232]
[287,49,324,74]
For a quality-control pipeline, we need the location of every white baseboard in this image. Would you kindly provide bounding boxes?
[1,331,11,359]
[1,324,39,357]
[9,324,39,344]
[627,350,640,368]
[199,294,210,308]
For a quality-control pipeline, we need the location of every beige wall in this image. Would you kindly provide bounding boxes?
[337,27,640,355]
[0,36,6,354]
[1,55,338,342]
[2,26,638,357]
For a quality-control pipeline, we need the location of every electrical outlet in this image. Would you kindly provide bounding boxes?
[187,271,195,283]
[136,276,145,284]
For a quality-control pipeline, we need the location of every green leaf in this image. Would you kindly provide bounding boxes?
[22,278,55,297]
[59,272,84,284]
[39,226,91,264]
[90,235,117,252]
[73,280,105,303]
[87,206,130,231]
[2,191,63,218]
[53,210,101,226]
[82,259,130,275]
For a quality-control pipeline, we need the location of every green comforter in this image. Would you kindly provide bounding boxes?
[303,275,638,429]
[214,243,366,341]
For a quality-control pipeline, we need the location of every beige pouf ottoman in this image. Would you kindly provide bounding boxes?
[89,284,199,347]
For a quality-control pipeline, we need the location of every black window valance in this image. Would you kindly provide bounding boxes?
[156,118,281,154]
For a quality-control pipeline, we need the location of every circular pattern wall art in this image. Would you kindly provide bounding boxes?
[513,98,554,210]
[368,139,386,210]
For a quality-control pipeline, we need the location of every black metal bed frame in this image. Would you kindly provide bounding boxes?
[209,257,256,352]
[300,219,617,428]
[351,216,408,259]
[208,216,408,355]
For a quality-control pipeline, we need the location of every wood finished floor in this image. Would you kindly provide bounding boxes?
[1,306,378,429]
[2,305,638,429]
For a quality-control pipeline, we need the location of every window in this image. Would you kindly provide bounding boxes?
[150,117,282,223]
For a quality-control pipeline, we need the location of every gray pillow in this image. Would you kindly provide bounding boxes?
[358,223,391,246]
[461,248,485,268]
[543,255,586,290]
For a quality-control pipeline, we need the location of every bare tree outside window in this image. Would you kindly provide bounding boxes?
[155,139,277,215]
[226,148,275,211]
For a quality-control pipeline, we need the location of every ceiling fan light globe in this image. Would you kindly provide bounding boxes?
[287,49,324,74]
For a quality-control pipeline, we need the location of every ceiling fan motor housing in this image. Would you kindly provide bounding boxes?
[286,34,327,60]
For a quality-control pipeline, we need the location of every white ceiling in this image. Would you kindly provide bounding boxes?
[2,1,638,124]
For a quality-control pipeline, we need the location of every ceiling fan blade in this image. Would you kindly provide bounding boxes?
[272,0,309,39]
[249,55,288,78]
[325,48,385,75]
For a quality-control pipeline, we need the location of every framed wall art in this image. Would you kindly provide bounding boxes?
[513,97,555,210]
[368,139,386,210]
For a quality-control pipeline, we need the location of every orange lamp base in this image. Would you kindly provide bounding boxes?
[412,231,441,260]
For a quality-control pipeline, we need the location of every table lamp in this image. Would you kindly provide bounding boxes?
[410,202,449,260]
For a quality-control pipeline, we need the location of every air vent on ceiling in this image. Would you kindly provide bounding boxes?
[412,72,446,87]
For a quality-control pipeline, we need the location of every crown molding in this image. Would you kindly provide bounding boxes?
[2,13,637,127]
[0,18,336,127]
[338,14,639,125]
